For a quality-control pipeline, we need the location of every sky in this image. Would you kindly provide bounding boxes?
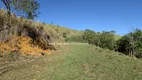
[1,0,142,35]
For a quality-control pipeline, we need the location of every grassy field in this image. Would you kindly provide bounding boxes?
[1,44,142,80]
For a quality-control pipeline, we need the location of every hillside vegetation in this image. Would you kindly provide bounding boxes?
[0,9,56,56]
[0,9,84,56]
[0,9,85,56]
[83,29,142,58]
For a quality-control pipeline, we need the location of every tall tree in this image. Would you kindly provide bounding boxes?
[1,0,40,19]
[1,0,11,15]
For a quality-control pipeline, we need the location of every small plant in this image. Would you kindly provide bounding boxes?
[39,52,45,55]
[8,51,19,61]
[62,32,67,38]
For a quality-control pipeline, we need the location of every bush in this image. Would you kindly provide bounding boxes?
[116,29,142,58]
[83,29,116,50]
[62,32,67,38]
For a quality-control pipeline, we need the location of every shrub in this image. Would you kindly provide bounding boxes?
[83,29,116,50]
[62,32,67,38]
[116,29,142,58]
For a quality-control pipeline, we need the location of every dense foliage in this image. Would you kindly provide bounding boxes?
[83,29,116,50]
[83,29,142,58]
[116,29,142,58]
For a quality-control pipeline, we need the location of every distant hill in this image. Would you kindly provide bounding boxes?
[45,24,121,42]
[44,24,83,42]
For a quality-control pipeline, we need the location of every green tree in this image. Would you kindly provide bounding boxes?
[116,29,142,58]
[83,29,116,50]
[83,29,94,44]
[1,0,40,19]
[99,31,116,50]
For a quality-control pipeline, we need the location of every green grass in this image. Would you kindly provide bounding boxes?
[46,24,83,42]
[114,35,122,40]
[1,44,142,80]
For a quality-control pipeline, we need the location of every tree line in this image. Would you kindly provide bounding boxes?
[83,29,116,50]
[71,29,142,58]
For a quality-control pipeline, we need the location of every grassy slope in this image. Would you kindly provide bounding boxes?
[1,44,142,80]
[45,24,83,42]
[115,35,122,40]
[46,24,122,42]
[49,24,83,36]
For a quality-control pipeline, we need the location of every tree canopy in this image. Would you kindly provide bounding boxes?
[83,29,116,50]
[1,0,40,19]
[116,29,142,58]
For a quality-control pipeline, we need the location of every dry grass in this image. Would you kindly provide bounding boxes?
[0,9,57,41]
[0,9,56,56]
[0,36,51,56]
[45,24,83,42]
